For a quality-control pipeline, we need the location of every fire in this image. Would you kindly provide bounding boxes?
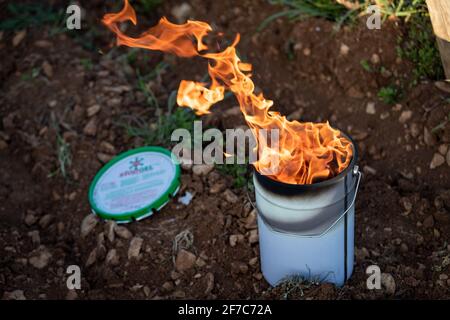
[102,0,353,185]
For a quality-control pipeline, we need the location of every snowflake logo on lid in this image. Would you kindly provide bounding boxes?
[129,157,144,171]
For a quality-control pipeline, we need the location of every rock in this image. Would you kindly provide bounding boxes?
[249,257,258,267]
[434,81,450,93]
[381,273,396,295]
[13,30,26,47]
[128,237,144,260]
[438,144,448,155]
[229,234,244,247]
[3,290,26,300]
[224,189,238,203]
[86,248,97,267]
[248,229,258,244]
[170,270,182,280]
[24,212,38,226]
[196,257,206,267]
[423,215,434,229]
[231,261,248,274]
[65,290,78,300]
[370,53,380,64]
[28,230,40,245]
[105,220,116,243]
[80,214,98,238]
[83,118,97,136]
[29,247,52,269]
[162,281,174,292]
[172,290,186,299]
[42,61,53,78]
[363,165,377,175]
[87,104,101,117]
[192,164,214,176]
[410,123,420,138]
[366,102,376,114]
[340,43,350,56]
[204,272,215,295]
[0,139,8,150]
[106,249,119,266]
[424,127,437,146]
[175,249,196,272]
[97,152,113,163]
[171,3,192,23]
[99,141,116,154]
[430,153,445,169]
[398,110,412,123]
[399,197,413,214]
[114,225,132,239]
[303,48,311,56]
[244,209,257,229]
[355,247,370,261]
[38,214,53,229]
[347,86,364,99]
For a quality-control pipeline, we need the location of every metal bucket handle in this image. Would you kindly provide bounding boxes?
[253,166,362,238]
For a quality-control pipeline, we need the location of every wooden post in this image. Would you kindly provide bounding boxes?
[426,0,450,79]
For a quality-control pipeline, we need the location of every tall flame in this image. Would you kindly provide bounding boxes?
[102,0,353,185]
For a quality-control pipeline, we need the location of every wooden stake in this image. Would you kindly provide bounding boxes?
[426,0,450,79]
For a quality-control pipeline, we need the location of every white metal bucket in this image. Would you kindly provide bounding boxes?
[254,148,361,287]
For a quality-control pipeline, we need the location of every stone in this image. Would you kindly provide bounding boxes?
[106,249,119,266]
[410,123,420,138]
[438,144,448,155]
[24,212,38,226]
[28,230,40,245]
[430,153,445,169]
[3,290,26,300]
[370,53,380,64]
[97,152,113,163]
[248,229,258,244]
[244,209,257,229]
[128,237,144,260]
[175,249,196,272]
[83,118,97,136]
[105,220,116,243]
[229,234,244,247]
[87,104,101,117]
[204,272,215,295]
[424,127,437,146]
[99,141,116,154]
[13,30,26,47]
[114,225,132,239]
[162,281,174,292]
[366,102,376,114]
[303,48,311,56]
[339,43,349,56]
[347,86,364,99]
[224,189,238,203]
[171,3,192,23]
[231,261,248,274]
[398,110,412,123]
[85,248,97,267]
[42,61,53,78]
[192,164,214,176]
[38,214,53,229]
[381,273,396,295]
[29,247,52,269]
[80,214,98,238]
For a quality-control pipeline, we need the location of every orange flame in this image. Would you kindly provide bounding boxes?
[102,0,353,185]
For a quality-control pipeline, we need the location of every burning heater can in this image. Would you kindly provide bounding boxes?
[253,136,361,287]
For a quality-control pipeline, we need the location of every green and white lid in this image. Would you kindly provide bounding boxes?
[88,146,180,223]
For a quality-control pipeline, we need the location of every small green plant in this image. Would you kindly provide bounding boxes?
[397,15,444,80]
[216,163,250,189]
[0,3,65,31]
[258,0,354,31]
[378,85,400,104]
[48,134,72,179]
[80,58,93,71]
[360,59,372,72]
[21,67,41,81]
[136,0,163,14]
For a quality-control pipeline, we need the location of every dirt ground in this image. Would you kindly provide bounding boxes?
[1,0,450,300]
